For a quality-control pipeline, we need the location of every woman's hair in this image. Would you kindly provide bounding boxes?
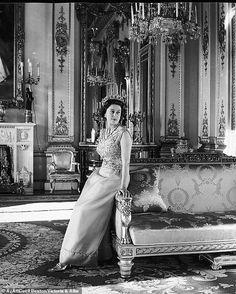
[100,99,127,126]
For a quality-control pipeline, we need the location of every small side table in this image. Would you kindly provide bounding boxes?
[199,252,236,270]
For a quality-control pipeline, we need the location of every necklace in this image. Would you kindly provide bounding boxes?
[104,124,120,139]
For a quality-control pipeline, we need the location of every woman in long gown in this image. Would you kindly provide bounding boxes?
[49,94,132,271]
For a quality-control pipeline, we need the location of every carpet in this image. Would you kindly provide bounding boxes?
[0,220,236,294]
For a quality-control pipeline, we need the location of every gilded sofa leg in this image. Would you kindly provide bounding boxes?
[121,227,131,244]
[118,257,134,278]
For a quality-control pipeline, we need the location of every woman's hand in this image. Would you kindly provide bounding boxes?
[118,188,130,198]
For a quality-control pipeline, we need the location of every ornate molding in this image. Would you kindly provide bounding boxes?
[47,135,74,143]
[179,47,184,138]
[116,191,132,245]
[168,43,180,78]
[202,102,209,137]
[136,43,140,106]
[117,246,134,257]
[116,193,132,218]
[130,152,236,164]
[55,6,69,73]
[49,3,74,143]
[167,104,179,137]
[75,4,87,142]
[19,144,29,150]
[232,4,236,130]
[55,100,69,136]
[0,123,35,194]
[218,100,226,137]
[150,44,155,143]
[218,3,226,70]
[16,166,32,187]
[17,129,29,142]
[130,42,134,101]
[202,11,209,74]
[135,242,236,256]
[14,3,25,109]
[0,129,14,144]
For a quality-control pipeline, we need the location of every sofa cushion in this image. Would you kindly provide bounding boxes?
[128,167,168,213]
[129,211,236,246]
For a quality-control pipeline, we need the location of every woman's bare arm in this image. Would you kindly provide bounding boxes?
[120,130,132,192]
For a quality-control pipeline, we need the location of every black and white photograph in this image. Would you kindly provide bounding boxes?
[0,2,236,294]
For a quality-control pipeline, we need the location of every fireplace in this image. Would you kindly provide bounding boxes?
[0,123,35,194]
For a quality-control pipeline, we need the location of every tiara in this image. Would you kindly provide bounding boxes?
[101,94,126,106]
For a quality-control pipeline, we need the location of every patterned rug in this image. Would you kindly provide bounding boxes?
[1,220,236,294]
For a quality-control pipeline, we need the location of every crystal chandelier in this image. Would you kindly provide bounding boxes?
[87,67,112,87]
[129,2,201,46]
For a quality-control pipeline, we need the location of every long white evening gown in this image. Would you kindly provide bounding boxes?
[59,125,130,266]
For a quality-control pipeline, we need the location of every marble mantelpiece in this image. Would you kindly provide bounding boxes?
[0,123,35,194]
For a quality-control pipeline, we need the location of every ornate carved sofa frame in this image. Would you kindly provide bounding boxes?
[112,153,236,278]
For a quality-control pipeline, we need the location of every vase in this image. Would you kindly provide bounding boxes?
[0,101,6,122]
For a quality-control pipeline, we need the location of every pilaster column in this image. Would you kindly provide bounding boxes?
[48,3,75,146]
[45,3,76,191]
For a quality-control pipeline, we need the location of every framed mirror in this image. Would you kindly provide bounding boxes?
[0,3,24,108]
[76,3,131,142]
[140,43,154,144]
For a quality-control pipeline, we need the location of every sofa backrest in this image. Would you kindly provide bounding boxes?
[128,162,236,213]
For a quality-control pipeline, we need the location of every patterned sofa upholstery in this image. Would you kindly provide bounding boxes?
[112,153,236,278]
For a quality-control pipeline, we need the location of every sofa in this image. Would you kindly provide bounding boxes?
[112,152,236,278]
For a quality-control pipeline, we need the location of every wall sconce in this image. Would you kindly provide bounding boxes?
[20,59,40,87]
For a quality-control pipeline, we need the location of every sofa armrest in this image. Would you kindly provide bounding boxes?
[115,190,132,244]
